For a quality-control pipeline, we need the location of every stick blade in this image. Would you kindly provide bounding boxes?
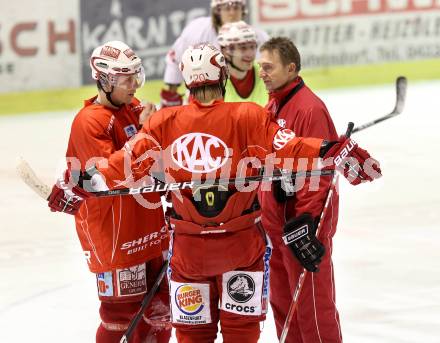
[394,76,407,114]
[16,157,51,200]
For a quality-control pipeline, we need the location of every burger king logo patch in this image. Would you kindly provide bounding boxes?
[175,284,204,315]
[170,281,211,325]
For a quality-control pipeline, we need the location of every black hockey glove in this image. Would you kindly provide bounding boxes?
[282,213,325,272]
[272,170,296,203]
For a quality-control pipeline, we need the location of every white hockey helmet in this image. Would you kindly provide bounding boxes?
[90,41,145,89]
[218,21,257,48]
[211,0,245,8]
[179,44,228,89]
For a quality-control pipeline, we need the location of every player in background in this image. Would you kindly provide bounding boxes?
[47,41,171,343]
[218,21,268,106]
[66,44,381,342]
[160,0,269,108]
[258,37,344,343]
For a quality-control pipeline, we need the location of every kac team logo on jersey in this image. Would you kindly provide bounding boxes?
[171,133,230,173]
[277,118,286,128]
[175,284,205,315]
[227,274,255,303]
[273,128,295,150]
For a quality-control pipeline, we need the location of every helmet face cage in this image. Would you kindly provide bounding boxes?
[90,41,145,90]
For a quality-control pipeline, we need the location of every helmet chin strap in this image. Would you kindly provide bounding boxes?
[98,79,122,108]
[226,56,247,73]
[221,74,228,97]
[105,88,121,108]
[220,73,229,98]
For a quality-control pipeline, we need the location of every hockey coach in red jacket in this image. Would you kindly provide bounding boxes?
[258,37,344,343]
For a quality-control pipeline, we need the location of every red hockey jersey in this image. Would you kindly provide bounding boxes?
[67,97,166,273]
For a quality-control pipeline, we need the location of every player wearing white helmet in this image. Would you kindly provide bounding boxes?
[218,21,268,106]
[211,0,247,30]
[89,40,146,107]
[180,44,229,99]
[47,41,171,343]
[160,0,269,108]
[70,43,381,342]
[105,43,274,343]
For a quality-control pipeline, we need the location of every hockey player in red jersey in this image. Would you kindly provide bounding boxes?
[258,37,349,342]
[47,41,171,343]
[66,44,381,343]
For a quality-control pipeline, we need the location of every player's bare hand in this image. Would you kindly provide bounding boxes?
[138,102,157,125]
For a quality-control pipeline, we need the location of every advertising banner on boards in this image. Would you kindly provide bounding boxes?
[250,0,440,69]
[80,0,209,84]
[0,0,80,92]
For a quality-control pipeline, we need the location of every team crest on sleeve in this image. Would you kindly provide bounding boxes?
[221,271,264,316]
[170,281,211,325]
[124,124,138,138]
[171,133,230,173]
[277,118,286,128]
[273,129,295,150]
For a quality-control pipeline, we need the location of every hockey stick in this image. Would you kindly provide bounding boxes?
[16,77,406,200]
[352,76,407,133]
[16,157,52,200]
[91,169,334,197]
[119,259,169,343]
[279,122,354,343]
[280,77,407,340]
[16,158,334,199]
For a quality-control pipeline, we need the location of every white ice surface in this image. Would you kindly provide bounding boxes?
[0,80,439,342]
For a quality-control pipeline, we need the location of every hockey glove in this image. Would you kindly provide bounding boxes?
[48,169,92,215]
[282,213,325,272]
[160,89,183,108]
[321,136,382,185]
[272,172,295,203]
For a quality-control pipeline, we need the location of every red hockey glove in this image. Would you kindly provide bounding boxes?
[321,137,382,185]
[160,89,183,108]
[48,169,93,215]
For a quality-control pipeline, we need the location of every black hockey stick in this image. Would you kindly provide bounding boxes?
[352,76,407,133]
[16,157,333,199]
[119,259,169,343]
[92,169,334,197]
